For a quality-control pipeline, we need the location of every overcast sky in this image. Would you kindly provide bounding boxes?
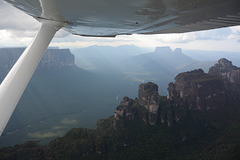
[0,1,240,52]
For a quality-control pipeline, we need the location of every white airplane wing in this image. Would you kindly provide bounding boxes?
[4,0,240,37]
[0,0,240,135]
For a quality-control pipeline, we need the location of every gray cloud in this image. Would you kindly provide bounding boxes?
[0,1,39,35]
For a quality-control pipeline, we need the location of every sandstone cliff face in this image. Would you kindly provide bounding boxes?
[208,58,240,95]
[114,82,161,128]
[114,58,238,129]
[0,48,75,83]
[114,96,136,128]
[115,96,135,120]
[0,48,23,78]
[138,82,159,125]
[38,49,75,69]
[0,48,75,80]
[114,82,179,128]
[167,69,228,110]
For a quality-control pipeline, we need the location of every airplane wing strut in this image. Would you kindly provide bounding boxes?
[0,19,64,136]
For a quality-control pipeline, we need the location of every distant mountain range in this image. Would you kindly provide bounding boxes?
[72,45,213,72]
[73,45,215,94]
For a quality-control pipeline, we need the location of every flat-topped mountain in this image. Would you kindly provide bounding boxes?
[37,49,75,69]
[0,48,74,80]
[73,45,214,95]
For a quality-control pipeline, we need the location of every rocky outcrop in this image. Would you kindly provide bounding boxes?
[167,69,229,110]
[114,82,161,128]
[167,82,177,100]
[113,58,240,129]
[114,96,136,128]
[115,96,135,120]
[114,82,181,128]
[138,82,159,125]
[208,58,240,95]
[208,58,238,75]
[115,74,227,127]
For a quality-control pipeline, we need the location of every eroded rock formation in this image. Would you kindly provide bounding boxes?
[114,58,239,129]
[167,69,229,110]
[114,82,161,128]
[209,58,240,96]
[114,96,136,128]
[138,82,159,125]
